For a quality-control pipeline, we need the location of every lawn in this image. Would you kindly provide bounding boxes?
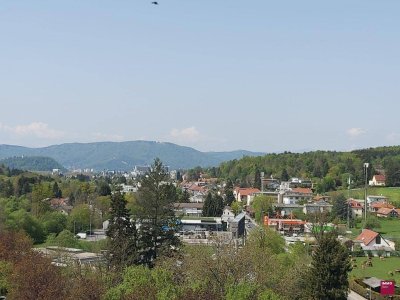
[349,218,400,240]
[348,187,400,205]
[350,257,400,282]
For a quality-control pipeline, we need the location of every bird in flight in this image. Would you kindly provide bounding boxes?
[151,1,158,4]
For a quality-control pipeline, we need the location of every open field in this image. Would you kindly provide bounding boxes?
[329,187,400,205]
[349,218,400,240]
[350,257,400,282]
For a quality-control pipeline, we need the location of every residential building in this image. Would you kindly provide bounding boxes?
[370,202,395,213]
[263,216,306,234]
[369,174,386,186]
[234,188,261,205]
[347,199,364,218]
[376,207,399,218]
[354,229,395,256]
[221,206,235,224]
[303,200,332,214]
[367,195,389,204]
[282,188,313,205]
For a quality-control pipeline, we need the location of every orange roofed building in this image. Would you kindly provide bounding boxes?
[355,229,395,256]
[263,216,306,234]
[234,188,261,206]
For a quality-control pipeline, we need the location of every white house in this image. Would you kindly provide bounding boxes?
[282,188,313,205]
[369,175,386,186]
[234,188,260,206]
[221,206,236,224]
[355,229,395,256]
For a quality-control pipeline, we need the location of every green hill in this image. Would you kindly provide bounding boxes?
[0,156,65,172]
[0,141,264,171]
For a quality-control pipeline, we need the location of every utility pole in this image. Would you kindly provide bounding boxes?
[364,163,369,222]
[261,172,264,192]
[347,175,351,229]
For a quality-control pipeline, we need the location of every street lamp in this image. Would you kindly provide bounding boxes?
[364,163,369,222]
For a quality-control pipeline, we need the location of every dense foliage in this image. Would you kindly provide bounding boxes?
[0,156,65,172]
[213,146,400,191]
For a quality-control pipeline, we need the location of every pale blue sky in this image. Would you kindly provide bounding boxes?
[1,0,399,152]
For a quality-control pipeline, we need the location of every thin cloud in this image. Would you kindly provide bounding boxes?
[169,127,200,142]
[347,127,366,137]
[0,122,65,139]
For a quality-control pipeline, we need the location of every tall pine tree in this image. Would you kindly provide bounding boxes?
[306,231,351,300]
[136,158,180,266]
[106,192,138,270]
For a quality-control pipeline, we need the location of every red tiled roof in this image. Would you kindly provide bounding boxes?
[348,199,364,208]
[355,229,379,246]
[237,188,261,196]
[373,174,386,182]
[377,207,397,215]
[371,202,394,209]
[187,184,206,193]
[292,188,313,194]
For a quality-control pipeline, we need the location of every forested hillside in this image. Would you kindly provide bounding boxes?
[215,146,400,192]
[0,156,65,172]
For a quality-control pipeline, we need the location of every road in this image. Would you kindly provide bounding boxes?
[245,213,259,234]
[348,290,367,300]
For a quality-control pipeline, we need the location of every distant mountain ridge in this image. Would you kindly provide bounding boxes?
[0,141,264,170]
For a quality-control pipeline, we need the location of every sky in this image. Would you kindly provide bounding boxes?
[1,0,400,153]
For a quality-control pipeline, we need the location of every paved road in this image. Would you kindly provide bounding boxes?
[348,290,367,300]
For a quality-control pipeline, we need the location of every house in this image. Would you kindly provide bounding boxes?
[303,200,332,215]
[221,206,235,224]
[370,202,395,213]
[347,199,364,218]
[282,188,313,205]
[234,188,260,205]
[367,195,389,205]
[369,174,386,186]
[354,229,395,256]
[264,216,306,234]
[48,198,73,215]
[376,207,399,218]
[313,195,331,202]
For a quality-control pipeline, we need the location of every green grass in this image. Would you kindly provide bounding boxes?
[349,218,400,240]
[348,187,400,204]
[350,257,400,281]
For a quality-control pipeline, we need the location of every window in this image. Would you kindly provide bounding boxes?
[376,235,381,245]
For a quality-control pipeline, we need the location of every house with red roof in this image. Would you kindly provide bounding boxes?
[234,188,261,205]
[347,199,364,218]
[369,174,386,186]
[370,202,395,213]
[354,229,395,256]
[376,207,399,218]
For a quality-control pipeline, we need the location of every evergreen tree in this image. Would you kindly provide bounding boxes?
[203,192,224,217]
[306,231,351,300]
[106,192,138,270]
[224,179,236,207]
[180,189,190,203]
[332,193,348,221]
[280,168,289,181]
[52,182,62,198]
[202,192,213,217]
[136,158,180,266]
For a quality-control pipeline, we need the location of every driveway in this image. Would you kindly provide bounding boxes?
[348,290,367,300]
